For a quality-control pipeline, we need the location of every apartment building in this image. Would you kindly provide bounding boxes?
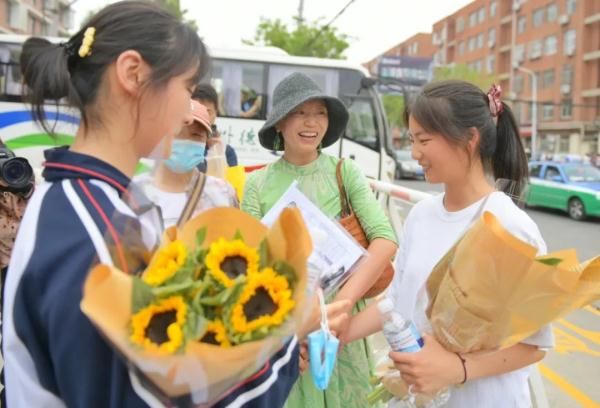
[370,0,600,158]
[0,0,74,37]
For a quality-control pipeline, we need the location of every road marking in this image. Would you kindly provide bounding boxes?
[539,364,600,408]
[584,306,600,318]
[558,319,600,347]
[553,326,600,357]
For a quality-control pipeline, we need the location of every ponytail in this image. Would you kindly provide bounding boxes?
[492,102,528,195]
[22,40,73,134]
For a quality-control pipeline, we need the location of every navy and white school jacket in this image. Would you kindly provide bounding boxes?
[2,147,299,408]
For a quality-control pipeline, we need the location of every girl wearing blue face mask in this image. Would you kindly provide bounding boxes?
[138,100,238,227]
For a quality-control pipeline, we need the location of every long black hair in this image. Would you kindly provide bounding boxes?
[22,0,209,134]
[404,80,528,194]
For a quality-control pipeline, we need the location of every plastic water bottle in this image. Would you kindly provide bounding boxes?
[377,298,450,408]
[377,298,424,353]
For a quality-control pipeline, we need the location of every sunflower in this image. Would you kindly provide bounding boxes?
[130,296,187,354]
[229,268,295,335]
[199,319,231,348]
[143,240,187,287]
[205,238,259,288]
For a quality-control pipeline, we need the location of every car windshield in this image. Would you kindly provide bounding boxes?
[563,164,600,182]
[395,150,412,160]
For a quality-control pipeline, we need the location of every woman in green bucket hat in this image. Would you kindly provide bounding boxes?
[241,72,398,408]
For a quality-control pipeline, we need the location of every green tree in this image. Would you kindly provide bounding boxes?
[433,64,497,91]
[154,0,198,31]
[382,94,405,129]
[244,17,350,59]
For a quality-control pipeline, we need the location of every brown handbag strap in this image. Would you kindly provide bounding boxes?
[176,171,207,229]
[336,159,352,217]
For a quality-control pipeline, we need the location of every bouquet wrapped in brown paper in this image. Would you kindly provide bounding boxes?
[80,207,312,407]
[426,210,600,353]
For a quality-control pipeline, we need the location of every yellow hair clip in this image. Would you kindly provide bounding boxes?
[78,27,96,58]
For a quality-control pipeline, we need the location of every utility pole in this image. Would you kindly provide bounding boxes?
[297,0,305,26]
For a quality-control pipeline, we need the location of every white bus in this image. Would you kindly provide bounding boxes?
[0,35,395,182]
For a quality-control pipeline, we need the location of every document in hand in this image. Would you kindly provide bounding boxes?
[262,181,367,296]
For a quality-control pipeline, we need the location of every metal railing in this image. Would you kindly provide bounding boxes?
[368,179,550,408]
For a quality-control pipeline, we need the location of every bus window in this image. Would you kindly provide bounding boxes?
[211,60,265,119]
[0,43,24,99]
[345,98,378,150]
[267,65,339,114]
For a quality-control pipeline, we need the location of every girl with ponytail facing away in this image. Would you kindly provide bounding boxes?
[345,80,554,407]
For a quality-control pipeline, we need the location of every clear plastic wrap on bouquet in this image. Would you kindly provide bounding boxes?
[80,199,313,407]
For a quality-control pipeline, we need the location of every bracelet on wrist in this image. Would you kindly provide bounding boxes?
[455,352,467,385]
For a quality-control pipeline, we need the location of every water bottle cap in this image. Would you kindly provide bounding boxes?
[377,298,394,314]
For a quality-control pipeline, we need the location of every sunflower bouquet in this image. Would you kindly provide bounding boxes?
[81,207,312,406]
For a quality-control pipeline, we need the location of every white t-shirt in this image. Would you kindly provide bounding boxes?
[387,191,554,408]
[136,173,238,228]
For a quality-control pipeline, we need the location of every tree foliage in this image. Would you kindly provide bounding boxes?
[382,94,405,129]
[244,17,350,59]
[154,0,198,31]
[433,64,498,91]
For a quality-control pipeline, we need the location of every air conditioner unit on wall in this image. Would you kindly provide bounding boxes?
[513,1,521,12]
[559,14,569,25]
[565,47,575,56]
[488,38,496,48]
[561,84,571,94]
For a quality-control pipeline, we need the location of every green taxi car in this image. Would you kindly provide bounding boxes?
[526,161,600,220]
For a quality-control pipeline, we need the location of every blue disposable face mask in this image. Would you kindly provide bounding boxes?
[164,140,206,173]
[308,289,340,390]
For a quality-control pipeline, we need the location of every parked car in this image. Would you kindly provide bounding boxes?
[394,149,424,180]
[526,161,600,220]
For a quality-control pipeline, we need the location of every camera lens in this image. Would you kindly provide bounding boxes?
[1,158,33,189]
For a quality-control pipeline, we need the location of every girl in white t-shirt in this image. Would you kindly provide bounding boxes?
[138,100,238,227]
[345,80,553,407]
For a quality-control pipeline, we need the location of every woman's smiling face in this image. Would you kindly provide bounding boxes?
[277,99,329,156]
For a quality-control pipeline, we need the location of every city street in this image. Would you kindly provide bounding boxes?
[394,179,600,407]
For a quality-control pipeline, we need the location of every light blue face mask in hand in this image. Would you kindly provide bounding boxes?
[308,288,340,391]
[164,140,206,174]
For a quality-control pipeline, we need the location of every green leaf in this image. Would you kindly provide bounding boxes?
[537,257,563,266]
[131,277,155,313]
[233,229,244,241]
[258,239,269,270]
[272,261,298,289]
[152,280,194,298]
[196,227,207,247]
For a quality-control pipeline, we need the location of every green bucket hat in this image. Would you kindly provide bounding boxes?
[258,72,349,151]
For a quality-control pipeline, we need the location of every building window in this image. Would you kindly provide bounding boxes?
[542,103,554,120]
[561,64,573,85]
[533,8,545,27]
[560,99,573,118]
[457,16,465,33]
[544,35,557,55]
[478,7,486,23]
[469,12,478,27]
[488,28,496,46]
[477,33,484,48]
[559,135,570,152]
[528,40,543,59]
[564,29,576,55]
[514,73,524,93]
[468,37,476,52]
[542,69,555,88]
[517,16,527,34]
[458,41,465,55]
[566,0,576,15]
[513,43,525,64]
[486,55,495,73]
[547,3,558,22]
[473,60,482,72]
[490,1,498,17]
